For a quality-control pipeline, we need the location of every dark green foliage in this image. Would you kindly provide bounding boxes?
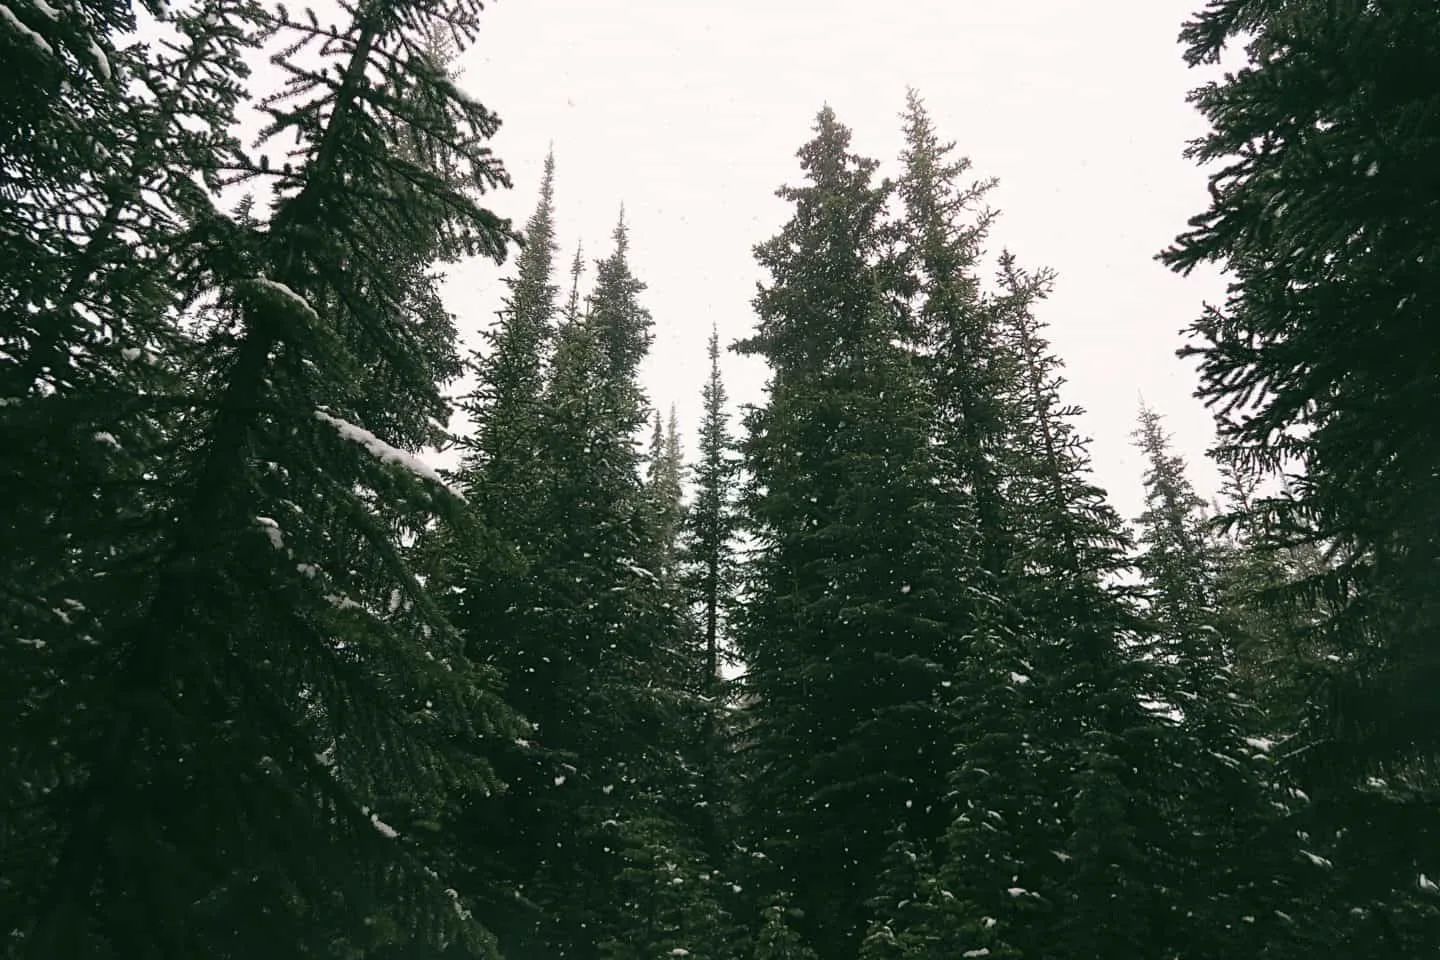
[1164,0,1440,792]
[3,0,523,954]
[442,205,730,960]
[752,895,818,960]
[644,405,686,584]
[678,326,743,863]
[8,7,1436,955]
[735,106,968,960]
[1165,1,1440,950]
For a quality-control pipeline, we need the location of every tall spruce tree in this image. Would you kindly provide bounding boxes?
[1163,2,1440,948]
[684,327,740,699]
[6,0,523,953]
[895,89,1011,579]
[680,326,741,859]
[735,106,965,960]
[449,214,728,960]
[644,405,685,584]
[985,255,1164,959]
[889,93,1036,960]
[1131,403,1309,958]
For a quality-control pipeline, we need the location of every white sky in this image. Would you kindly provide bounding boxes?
[439,0,1233,522]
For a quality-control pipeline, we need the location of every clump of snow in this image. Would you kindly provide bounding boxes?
[85,35,109,79]
[554,774,567,786]
[119,346,159,364]
[30,0,59,18]
[1244,736,1275,753]
[315,410,463,499]
[93,431,121,449]
[243,276,320,323]
[296,562,321,578]
[0,3,54,54]
[622,561,657,581]
[1006,887,1027,898]
[1419,874,1438,893]
[963,950,990,958]
[1300,850,1333,869]
[255,516,284,551]
[324,592,363,612]
[670,949,690,957]
[370,813,399,838]
[1009,671,1030,685]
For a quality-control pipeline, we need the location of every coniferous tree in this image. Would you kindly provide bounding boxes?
[1130,404,1291,956]
[889,93,1037,960]
[449,213,728,960]
[644,405,685,584]
[460,148,559,506]
[985,255,1165,960]
[735,106,965,960]
[684,327,740,699]
[6,0,523,954]
[1164,3,1440,948]
[679,325,742,866]
[895,89,1012,578]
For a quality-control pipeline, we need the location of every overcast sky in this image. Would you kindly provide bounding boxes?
[438,0,1231,520]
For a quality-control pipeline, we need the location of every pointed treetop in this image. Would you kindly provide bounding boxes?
[797,104,861,183]
[562,241,585,325]
[612,205,629,255]
[538,147,556,208]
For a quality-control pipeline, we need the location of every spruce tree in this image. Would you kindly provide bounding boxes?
[684,327,740,698]
[890,94,1037,960]
[1164,2,1440,946]
[449,214,726,960]
[895,89,1011,578]
[644,406,685,584]
[735,106,964,960]
[460,148,559,503]
[7,0,522,953]
[679,325,742,864]
[986,254,1162,959]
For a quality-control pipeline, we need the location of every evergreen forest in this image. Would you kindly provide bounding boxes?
[3,0,1439,957]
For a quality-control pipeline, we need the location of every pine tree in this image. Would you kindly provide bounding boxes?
[448,213,725,960]
[461,148,559,504]
[7,0,523,953]
[684,327,740,697]
[1163,3,1440,948]
[644,405,686,584]
[735,106,964,960]
[986,255,1163,959]
[1131,405,1276,954]
[895,89,1011,579]
[890,94,1036,960]
[679,325,742,864]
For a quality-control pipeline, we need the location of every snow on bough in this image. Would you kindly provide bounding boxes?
[315,409,464,501]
